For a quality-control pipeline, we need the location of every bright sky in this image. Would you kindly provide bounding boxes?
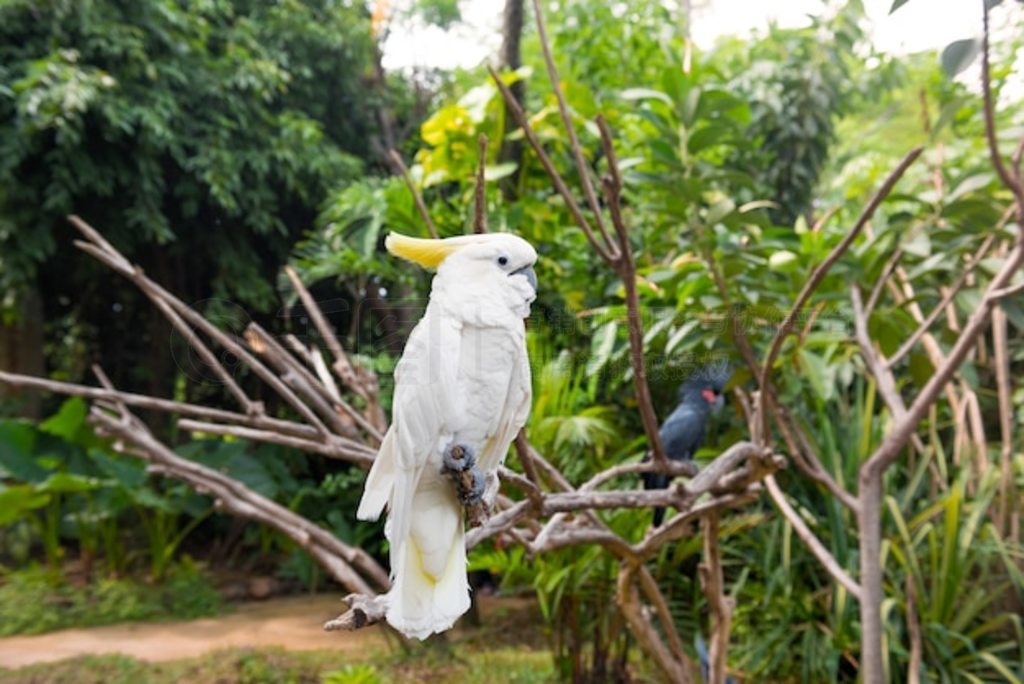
[381,0,995,72]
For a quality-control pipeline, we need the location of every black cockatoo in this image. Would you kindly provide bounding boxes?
[643,364,731,526]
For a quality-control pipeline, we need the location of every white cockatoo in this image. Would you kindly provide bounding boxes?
[357,231,537,640]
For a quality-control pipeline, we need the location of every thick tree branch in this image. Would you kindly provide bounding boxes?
[700,512,733,684]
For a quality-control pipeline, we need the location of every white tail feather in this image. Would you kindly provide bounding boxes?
[386,505,469,639]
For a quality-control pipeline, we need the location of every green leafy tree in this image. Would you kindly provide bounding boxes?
[0,0,387,397]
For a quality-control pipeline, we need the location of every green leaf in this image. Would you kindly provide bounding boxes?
[798,348,834,401]
[619,88,673,106]
[941,38,981,78]
[665,319,701,354]
[90,449,147,489]
[889,0,911,12]
[0,421,45,482]
[768,250,800,272]
[36,472,102,494]
[483,162,517,181]
[0,485,50,525]
[585,322,618,378]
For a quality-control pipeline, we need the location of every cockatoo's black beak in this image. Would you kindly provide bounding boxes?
[511,265,538,293]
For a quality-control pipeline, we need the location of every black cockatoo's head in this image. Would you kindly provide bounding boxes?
[677,362,732,414]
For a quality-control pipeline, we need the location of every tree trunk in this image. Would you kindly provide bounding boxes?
[858,470,885,683]
[498,0,525,201]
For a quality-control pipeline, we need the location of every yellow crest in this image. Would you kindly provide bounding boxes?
[385,232,476,269]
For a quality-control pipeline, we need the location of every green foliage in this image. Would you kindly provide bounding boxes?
[0,562,221,636]
[0,0,378,304]
[322,664,381,684]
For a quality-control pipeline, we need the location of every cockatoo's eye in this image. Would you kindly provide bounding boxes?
[497,255,509,267]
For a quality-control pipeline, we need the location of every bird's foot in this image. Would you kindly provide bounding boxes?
[441,443,489,528]
[442,444,476,473]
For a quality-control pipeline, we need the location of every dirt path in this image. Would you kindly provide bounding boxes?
[0,595,386,669]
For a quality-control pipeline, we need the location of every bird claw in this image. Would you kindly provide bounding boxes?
[440,443,490,525]
[457,467,487,507]
[442,443,476,473]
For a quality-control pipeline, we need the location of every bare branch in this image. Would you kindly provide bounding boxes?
[70,216,333,436]
[244,323,361,439]
[245,322,383,443]
[474,133,489,234]
[906,576,922,684]
[594,116,667,467]
[635,491,760,561]
[488,65,614,262]
[529,0,617,256]
[992,289,1014,535]
[89,407,388,593]
[991,279,1024,300]
[700,512,734,684]
[865,241,1024,475]
[982,6,1024,211]
[324,593,388,632]
[387,150,439,238]
[764,475,862,599]
[177,419,375,467]
[886,233,996,368]
[283,266,378,411]
[616,562,695,683]
[466,499,534,549]
[866,248,904,317]
[0,371,319,439]
[637,566,689,665]
[757,147,923,440]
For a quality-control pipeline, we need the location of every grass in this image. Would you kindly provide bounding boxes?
[0,645,556,684]
[0,563,222,636]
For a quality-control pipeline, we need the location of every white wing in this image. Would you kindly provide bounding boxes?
[358,306,462,559]
[476,334,532,473]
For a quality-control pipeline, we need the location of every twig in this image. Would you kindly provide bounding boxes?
[991,279,1024,299]
[992,294,1014,534]
[244,323,361,439]
[387,149,439,238]
[616,562,695,683]
[595,116,667,466]
[866,248,904,317]
[637,566,689,665]
[906,576,922,684]
[245,323,383,443]
[177,419,375,467]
